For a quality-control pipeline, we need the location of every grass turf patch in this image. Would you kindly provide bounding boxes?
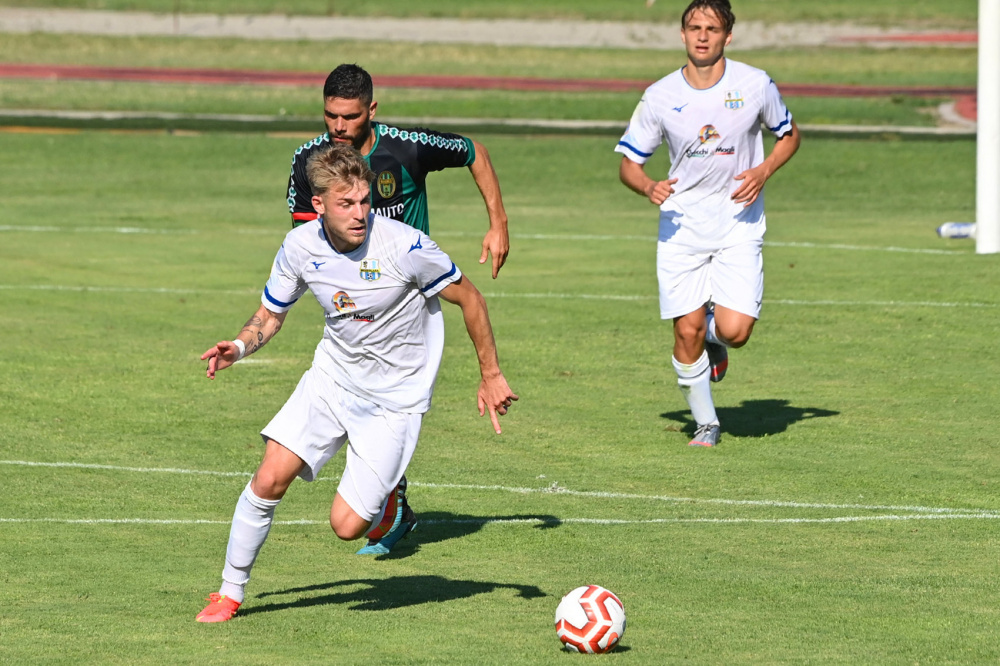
[1,129,999,662]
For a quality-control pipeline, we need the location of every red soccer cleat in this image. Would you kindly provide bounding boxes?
[195,593,241,623]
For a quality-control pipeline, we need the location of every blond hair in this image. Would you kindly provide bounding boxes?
[305,143,375,196]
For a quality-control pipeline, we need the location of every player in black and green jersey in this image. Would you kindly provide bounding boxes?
[286,64,510,279]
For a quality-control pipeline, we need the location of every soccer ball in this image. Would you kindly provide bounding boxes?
[554,585,626,653]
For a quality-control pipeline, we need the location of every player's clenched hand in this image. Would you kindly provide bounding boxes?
[201,341,240,379]
[479,225,510,279]
[477,371,518,434]
[732,164,770,207]
[646,178,678,206]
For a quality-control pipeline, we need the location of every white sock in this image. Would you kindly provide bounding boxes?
[219,481,281,603]
[705,311,727,347]
[672,351,719,426]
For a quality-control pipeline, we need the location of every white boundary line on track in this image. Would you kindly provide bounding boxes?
[0,224,968,256]
[0,285,994,308]
[4,460,998,518]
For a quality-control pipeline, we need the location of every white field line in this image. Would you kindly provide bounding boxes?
[3,460,997,518]
[440,232,969,256]
[2,514,999,526]
[0,224,967,256]
[0,285,994,309]
[0,284,257,296]
[479,293,998,308]
[766,299,998,308]
[410,481,999,516]
[1,460,253,478]
[0,225,274,236]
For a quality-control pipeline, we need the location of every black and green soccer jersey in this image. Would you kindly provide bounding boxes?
[286,121,476,234]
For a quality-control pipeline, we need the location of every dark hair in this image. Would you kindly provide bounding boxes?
[306,143,375,196]
[323,64,373,105]
[681,0,735,34]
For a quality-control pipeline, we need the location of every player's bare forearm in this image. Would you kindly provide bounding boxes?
[732,121,801,206]
[440,276,502,378]
[469,141,507,221]
[200,305,286,379]
[620,156,676,205]
[438,275,518,432]
[238,305,285,356]
[762,120,801,178]
[469,140,510,278]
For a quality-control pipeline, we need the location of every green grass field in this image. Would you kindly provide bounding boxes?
[0,1,995,661]
[1,125,999,663]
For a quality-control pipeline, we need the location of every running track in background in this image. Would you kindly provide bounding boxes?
[0,63,979,121]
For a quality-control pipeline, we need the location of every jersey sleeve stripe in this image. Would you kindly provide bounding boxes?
[292,212,318,221]
[420,263,458,293]
[263,285,298,309]
[617,140,653,158]
[462,137,476,167]
[769,110,792,135]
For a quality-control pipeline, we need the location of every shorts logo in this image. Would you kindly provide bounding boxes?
[698,125,721,144]
[377,171,396,198]
[332,291,356,313]
[724,90,744,110]
[360,258,381,281]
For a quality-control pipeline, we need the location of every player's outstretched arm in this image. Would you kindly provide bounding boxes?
[732,120,801,207]
[438,275,518,433]
[468,140,510,279]
[620,156,677,206]
[200,304,287,379]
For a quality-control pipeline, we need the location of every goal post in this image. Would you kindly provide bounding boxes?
[977,0,1000,254]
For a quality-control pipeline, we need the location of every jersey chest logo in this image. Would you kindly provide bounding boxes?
[331,289,375,322]
[698,125,721,144]
[333,291,356,313]
[724,90,744,110]
[377,171,396,198]
[360,258,381,281]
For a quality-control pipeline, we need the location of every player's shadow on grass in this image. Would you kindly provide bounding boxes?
[361,510,563,561]
[244,575,546,615]
[661,398,838,437]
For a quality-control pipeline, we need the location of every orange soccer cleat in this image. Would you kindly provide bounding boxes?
[195,593,241,623]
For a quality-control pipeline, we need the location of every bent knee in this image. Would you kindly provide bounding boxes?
[674,320,705,342]
[250,473,292,500]
[330,517,367,541]
[719,324,754,348]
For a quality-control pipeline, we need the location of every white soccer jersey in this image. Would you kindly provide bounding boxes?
[261,214,461,413]
[616,59,793,248]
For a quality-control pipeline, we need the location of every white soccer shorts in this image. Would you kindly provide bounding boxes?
[656,238,764,320]
[260,366,422,521]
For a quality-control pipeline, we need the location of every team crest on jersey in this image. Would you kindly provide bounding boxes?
[359,258,381,281]
[724,90,744,110]
[332,291,357,313]
[698,125,721,144]
[377,171,396,198]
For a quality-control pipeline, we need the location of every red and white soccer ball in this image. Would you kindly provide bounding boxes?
[554,585,626,654]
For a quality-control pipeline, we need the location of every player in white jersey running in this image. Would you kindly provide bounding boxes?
[195,143,517,622]
[615,0,800,447]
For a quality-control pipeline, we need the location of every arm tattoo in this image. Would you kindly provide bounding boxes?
[240,315,270,355]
